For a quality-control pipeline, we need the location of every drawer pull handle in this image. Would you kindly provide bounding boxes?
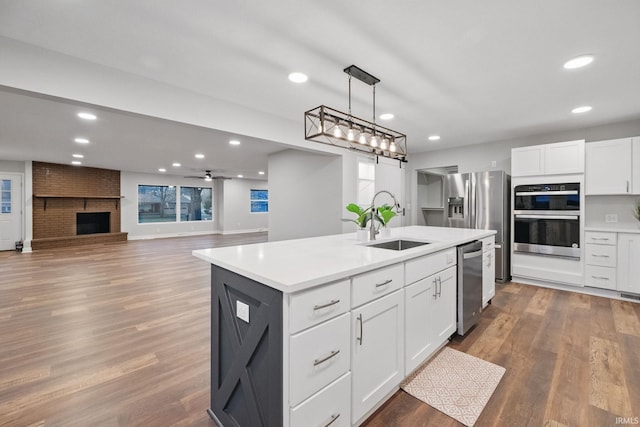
[591,238,610,241]
[323,413,341,427]
[357,314,363,345]
[437,277,442,297]
[376,279,393,288]
[592,254,610,258]
[313,349,340,366]
[313,299,341,311]
[591,275,609,280]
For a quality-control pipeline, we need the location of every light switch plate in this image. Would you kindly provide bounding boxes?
[605,214,618,223]
[236,300,250,323]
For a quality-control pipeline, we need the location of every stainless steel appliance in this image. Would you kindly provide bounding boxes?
[457,240,483,336]
[444,170,511,282]
[513,183,580,259]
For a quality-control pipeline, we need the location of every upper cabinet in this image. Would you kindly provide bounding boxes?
[585,137,640,195]
[511,140,585,177]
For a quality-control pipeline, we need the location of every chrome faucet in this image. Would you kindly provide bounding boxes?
[369,190,402,240]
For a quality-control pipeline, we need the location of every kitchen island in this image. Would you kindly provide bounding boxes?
[193,225,495,427]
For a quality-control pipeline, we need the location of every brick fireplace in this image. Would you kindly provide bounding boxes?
[32,162,127,250]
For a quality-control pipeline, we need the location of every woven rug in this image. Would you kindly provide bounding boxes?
[401,347,506,427]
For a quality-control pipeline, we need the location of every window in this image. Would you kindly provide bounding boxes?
[180,187,213,221]
[1,179,11,214]
[138,185,177,223]
[357,160,375,206]
[250,189,269,213]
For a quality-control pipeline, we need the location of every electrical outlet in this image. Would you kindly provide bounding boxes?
[236,300,250,323]
[491,160,497,168]
[605,214,618,223]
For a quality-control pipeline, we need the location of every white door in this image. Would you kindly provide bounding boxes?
[0,174,22,251]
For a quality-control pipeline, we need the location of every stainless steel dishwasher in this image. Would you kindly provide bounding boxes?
[457,240,483,335]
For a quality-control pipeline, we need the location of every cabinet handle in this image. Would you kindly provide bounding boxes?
[437,277,442,297]
[313,299,340,311]
[322,413,341,427]
[313,349,340,366]
[592,254,610,258]
[591,237,610,241]
[357,314,363,345]
[627,180,630,193]
[433,278,438,299]
[375,279,393,288]
[591,275,610,280]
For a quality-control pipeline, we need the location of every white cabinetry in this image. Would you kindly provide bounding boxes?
[351,290,404,424]
[584,232,617,290]
[617,233,640,295]
[482,236,496,307]
[511,140,585,177]
[585,138,640,195]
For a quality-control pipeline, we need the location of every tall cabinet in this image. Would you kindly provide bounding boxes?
[617,233,640,295]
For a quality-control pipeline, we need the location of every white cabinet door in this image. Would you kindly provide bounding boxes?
[431,266,457,342]
[617,233,640,295]
[511,145,545,176]
[482,249,496,307]
[544,140,585,175]
[633,137,640,194]
[351,290,404,424]
[585,138,632,194]
[404,277,436,375]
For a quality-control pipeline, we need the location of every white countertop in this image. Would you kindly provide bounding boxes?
[193,226,495,293]
[585,224,640,233]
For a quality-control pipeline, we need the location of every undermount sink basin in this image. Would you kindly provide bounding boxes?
[367,239,430,251]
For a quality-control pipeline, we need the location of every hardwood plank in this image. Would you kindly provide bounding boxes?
[589,336,632,416]
[525,287,554,316]
[610,299,640,336]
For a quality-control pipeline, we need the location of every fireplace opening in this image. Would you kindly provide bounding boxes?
[77,212,110,235]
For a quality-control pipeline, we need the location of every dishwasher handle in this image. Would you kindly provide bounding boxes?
[463,249,483,259]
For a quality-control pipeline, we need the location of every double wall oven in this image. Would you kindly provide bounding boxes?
[513,183,581,259]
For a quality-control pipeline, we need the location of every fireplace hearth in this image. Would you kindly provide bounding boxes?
[77,212,110,235]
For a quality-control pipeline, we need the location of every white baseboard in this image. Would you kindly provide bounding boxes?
[221,228,268,235]
[127,230,221,240]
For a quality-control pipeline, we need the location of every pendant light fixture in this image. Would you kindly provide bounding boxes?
[304,65,407,162]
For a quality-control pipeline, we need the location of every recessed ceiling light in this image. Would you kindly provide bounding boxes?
[195,153,205,159]
[71,161,82,165]
[288,72,308,83]
[172,162,181,167]
[428,135,441,141]
[379,113,394,120]
[237,174,243,178]
[158,168,166,172]
[72,154,84,158]
[563,55,594,70]
[572,105,592,114]
[77,112,97,120]
[74,137,90,144]
[258,171,265,175]
[229,140,241,146]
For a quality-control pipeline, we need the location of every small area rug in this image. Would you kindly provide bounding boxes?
[400,347,506,427]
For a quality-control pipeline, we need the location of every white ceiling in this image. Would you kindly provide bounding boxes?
[0,1,639,176]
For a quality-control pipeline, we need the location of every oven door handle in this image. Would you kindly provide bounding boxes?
[515,214,579,220]
[515,190,578,196]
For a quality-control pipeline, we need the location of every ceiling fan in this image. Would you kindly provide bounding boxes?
[183,170,231,181]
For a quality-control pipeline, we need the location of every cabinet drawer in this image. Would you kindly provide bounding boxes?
[405,248,456,285]
[585,265,617,290]
[289,279,350,333]
[290,313,350,406]
[585,244,617,267]
[585,232,617,245]
[481,236,495,251]
[351,263,403,308]
[290,372,351,427]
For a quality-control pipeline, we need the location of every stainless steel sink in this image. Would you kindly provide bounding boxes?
[367,239,430,251]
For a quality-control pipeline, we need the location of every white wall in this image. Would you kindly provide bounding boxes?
[586,195,640,228]
[0,160,25,173]
[221,178,268,234]
[406,118,640,225]
[121,171,217,239]
[268,149,343,241]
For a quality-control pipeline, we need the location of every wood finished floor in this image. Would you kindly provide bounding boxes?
[1,234,639,427]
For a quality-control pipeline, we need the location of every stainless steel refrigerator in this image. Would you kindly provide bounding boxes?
[444,170,511,282]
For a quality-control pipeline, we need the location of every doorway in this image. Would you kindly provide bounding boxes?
[0,173,23,251]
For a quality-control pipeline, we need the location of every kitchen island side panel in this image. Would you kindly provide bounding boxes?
[209,265,283,427]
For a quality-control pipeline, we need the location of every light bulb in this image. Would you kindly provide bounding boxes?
[359,133,367,144]
[347,128,355,141]
[333,126,342,137]
[370,135,378,148]
[380,138,388,150]
[390,142,397,152]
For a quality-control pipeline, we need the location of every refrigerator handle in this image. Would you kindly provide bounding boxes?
[468,176,476,228]
[464,179,470,227]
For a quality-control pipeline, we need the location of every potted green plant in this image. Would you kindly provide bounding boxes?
[377,204,397,237]
[344,203,374,241]
[633,199,640,225]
